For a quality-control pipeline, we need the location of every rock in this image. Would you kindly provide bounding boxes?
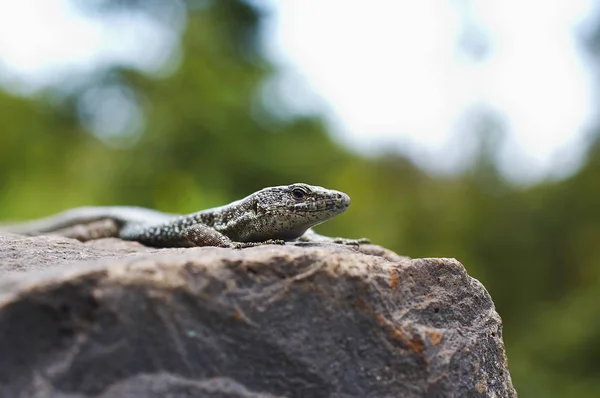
[0,233,516,398]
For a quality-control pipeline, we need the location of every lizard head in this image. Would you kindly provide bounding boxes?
[240,183,351,241]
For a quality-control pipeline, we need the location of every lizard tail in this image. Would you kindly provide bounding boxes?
[0,207,118,235]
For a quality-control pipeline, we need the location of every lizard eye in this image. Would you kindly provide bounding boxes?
[291,188,307,200]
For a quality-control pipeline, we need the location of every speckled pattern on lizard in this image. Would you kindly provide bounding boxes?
[1,183,370,248]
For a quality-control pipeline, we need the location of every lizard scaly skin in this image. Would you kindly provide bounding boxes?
[1,183,369,248]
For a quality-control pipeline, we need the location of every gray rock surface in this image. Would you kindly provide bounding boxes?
[0,233,516,398]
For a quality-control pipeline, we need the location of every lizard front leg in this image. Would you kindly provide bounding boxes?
[183,224,284,248]
[297,228,370,246]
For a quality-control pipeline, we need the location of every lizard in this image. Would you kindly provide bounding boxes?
[0,183,369,248]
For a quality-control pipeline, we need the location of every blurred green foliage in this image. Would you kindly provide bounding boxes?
[1,1,600,396]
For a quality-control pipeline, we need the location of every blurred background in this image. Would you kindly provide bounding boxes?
[0,0,599,395]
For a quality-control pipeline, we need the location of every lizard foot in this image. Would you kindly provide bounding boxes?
[262,239,286,245]
[232,239,286,249]
[332,237,371,246]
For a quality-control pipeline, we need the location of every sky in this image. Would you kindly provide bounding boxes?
[0,0,598,183]
[263,0,599,182]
